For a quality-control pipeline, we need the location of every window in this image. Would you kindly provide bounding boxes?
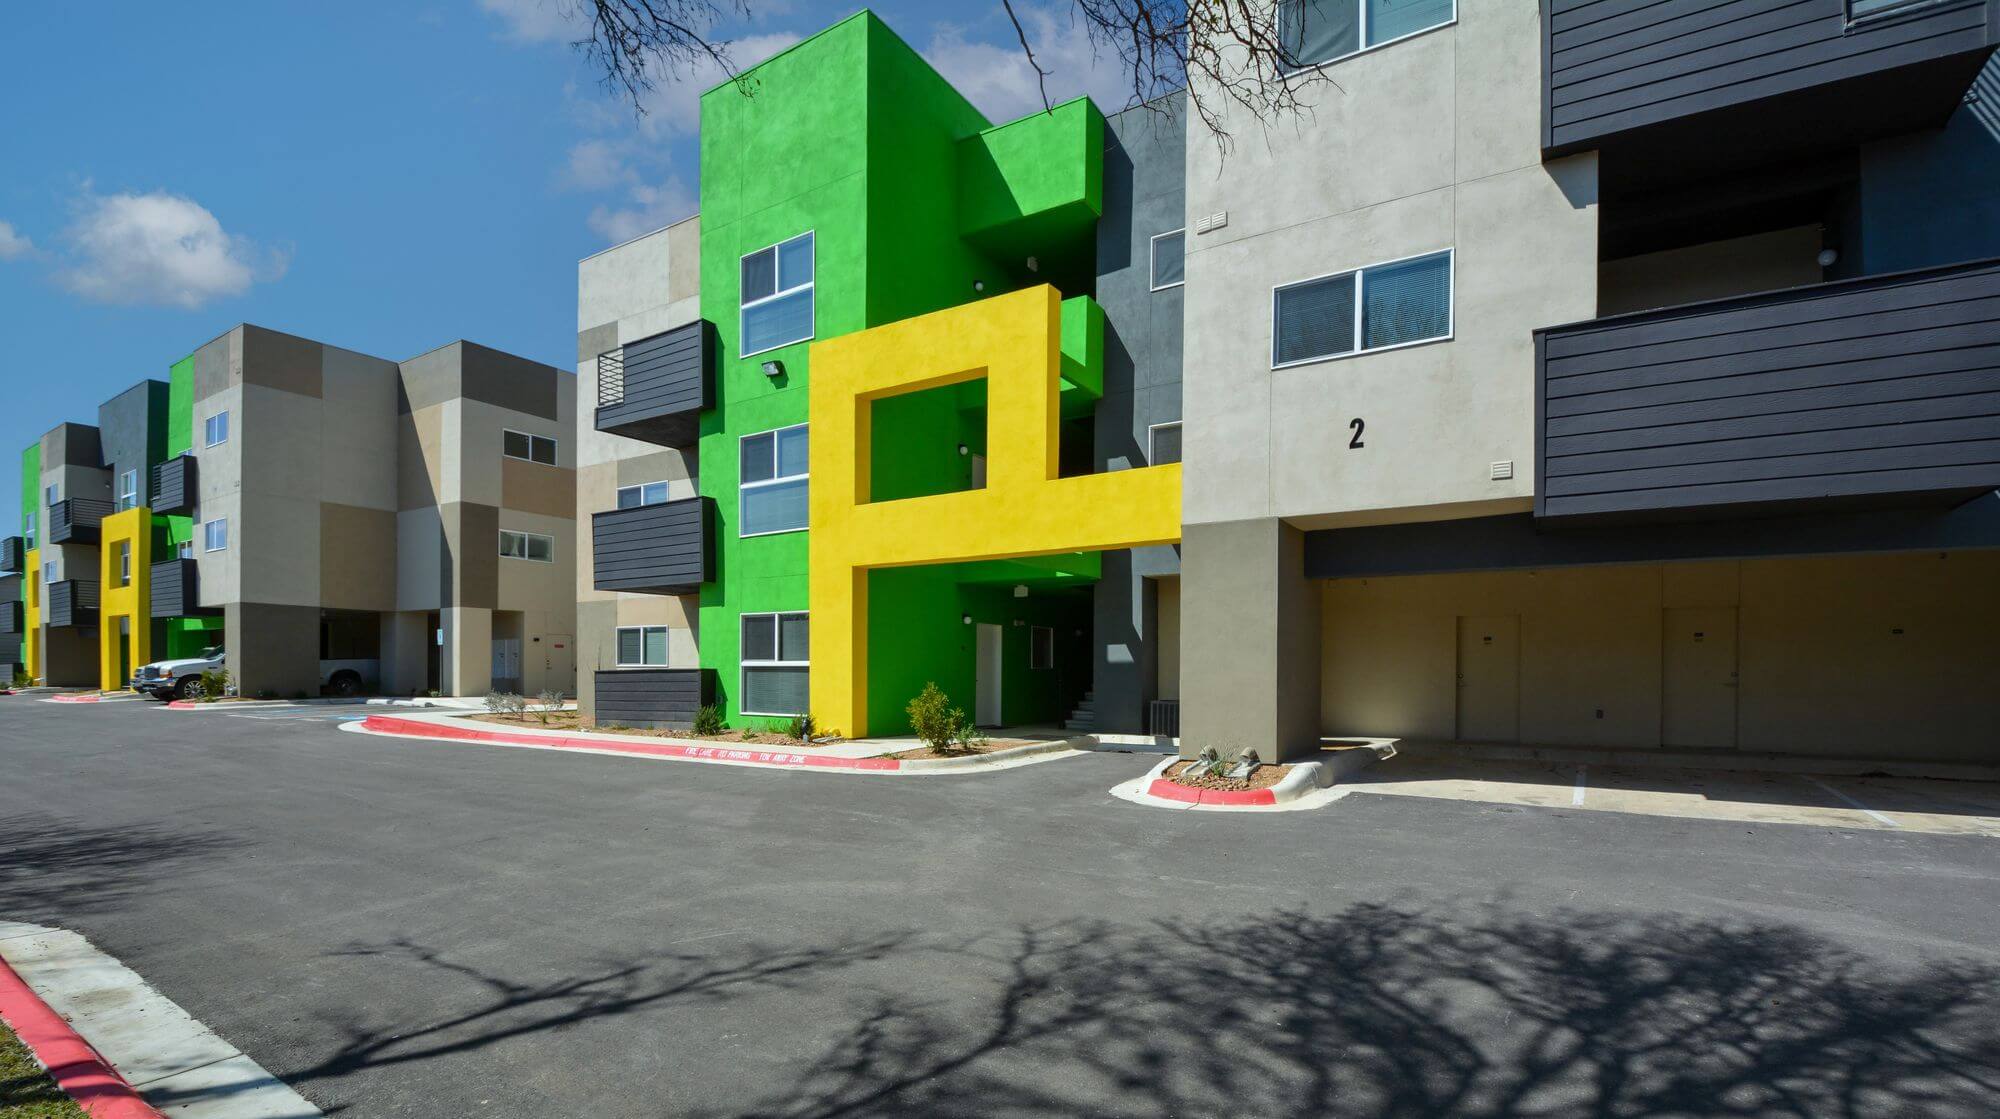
[116,469,140,511]
[499,529,555,562]
[1273,249,1452,368]
[740,424,809,536]
[44,484,58,506]
[117,542,131,586]
[1279,0,1455,70]
[502,429,558,466]
[1030,626,1055,670]
[178,540,193,560]
[616,481,674,509]
[615,626,672,667]
[203,518,228,552]
[23,511,34,549]
[1149,421,1183,466]
[204,411,229,447]
[42,559,57,584]
[1150,230,1186,291]
[741,231,815,356]
[740,611,809,716]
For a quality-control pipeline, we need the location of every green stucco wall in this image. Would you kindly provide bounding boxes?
[19,443,38,548]
[160,356,219,656]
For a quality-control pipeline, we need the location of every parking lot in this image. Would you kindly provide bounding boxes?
[3,695,1997,1118]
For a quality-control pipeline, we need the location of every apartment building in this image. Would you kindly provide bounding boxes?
[1180,0,2000,764]
[4,325,578,698]
[577,11,1183,733]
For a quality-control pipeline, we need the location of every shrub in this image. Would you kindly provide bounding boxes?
[537,688,566,724]
[483,692,507,714]
[906,682,971,754]
[198,667,232,702]
[692,703,725,736]
[786,713,817,743]
[11,669,29,689]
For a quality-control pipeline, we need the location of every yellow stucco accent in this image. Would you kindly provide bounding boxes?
[23,546,40,682]
[98,507,151,691]
[807,285,1182,736]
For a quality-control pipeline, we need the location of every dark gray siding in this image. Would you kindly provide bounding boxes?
[1851,56,2000,274]
[150,558,210,619]
[48,499,112,544]
[0,598,21,634]
[594,668,714,728]
[151,456,196,516]
[1537,257,2000,521]
[1092,96,1187,736]
[46,580,98,629]
[595,320,713,449]
[1546,0,1998,157]
[592,497,710,595]
[0,537,22,576]
[96,380,170,509]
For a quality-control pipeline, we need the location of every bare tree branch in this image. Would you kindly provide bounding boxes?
[1002,0,1056,115]
[561,0,755,116]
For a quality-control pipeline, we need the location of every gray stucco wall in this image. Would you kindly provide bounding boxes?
[1092,95,1186,735]
[96,381,169,508]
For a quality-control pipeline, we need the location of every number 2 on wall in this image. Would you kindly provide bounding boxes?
[1348,418,1365,449]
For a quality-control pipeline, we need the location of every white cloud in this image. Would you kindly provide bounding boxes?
[0,220,31,260]
[58,190,286,309]
[630,31,802,138]
[559,138,639,191]
[478,0,581,43]
[588,175,697,244]
[923,4,1136,125]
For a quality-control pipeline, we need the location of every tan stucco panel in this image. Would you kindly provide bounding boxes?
[319,502,398,611]
[399,403,446,511]
[502,457,577,519]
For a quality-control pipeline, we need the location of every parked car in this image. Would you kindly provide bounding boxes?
[132,646,226,701]
[319,659,377,698]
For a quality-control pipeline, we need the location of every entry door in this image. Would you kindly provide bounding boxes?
[116,616,131,686]
[491,638,522,692]
[544,634,575,697]
[1662,607,1739,748]
[1456,615,1520,743]
[975,623,1004,727]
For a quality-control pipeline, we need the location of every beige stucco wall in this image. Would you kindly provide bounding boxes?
[1181,0,1598,529]
[1320,551,2000,762]
[1598,225,1825,316]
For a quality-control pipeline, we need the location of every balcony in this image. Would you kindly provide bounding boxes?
[149,558,215,619]
[48,498,113,545]
[595,320,714,449]
[1544,0,1998,190]
[1536,257,2000,523]
[46,579,99,629]
[593,668,716,730]
[0,598,20,635]
[0,536,21,575]
[592,496,711,596]
[151,455,197,516]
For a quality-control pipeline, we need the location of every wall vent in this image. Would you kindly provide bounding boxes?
[1490,460,1514,480]
[1194,210,1228,234]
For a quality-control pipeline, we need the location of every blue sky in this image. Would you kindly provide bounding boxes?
[0,0,1128,537]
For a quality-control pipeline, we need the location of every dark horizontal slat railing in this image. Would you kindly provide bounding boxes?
[0,536,22,575]
[594,320,714,450]
[49,498,114,544]
[151,455,197,516]
[46,579,100,628]
[591,496,711,595]
[594,667,715,729]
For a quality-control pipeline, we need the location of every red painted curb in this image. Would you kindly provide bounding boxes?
[358,715,905,771]
[48,694,102,704]
[1145,779,1278,807]
[0,956,165,1119]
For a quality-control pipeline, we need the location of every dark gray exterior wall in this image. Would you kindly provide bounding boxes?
[96,381,169,508]
[1538,257,2000,522]
[225,602,321,697]
[594,668,715,729]
[1092,95,1185,735]
[401,341,564,421]
[1545,0,1998,156]
[1852,55,2000,273]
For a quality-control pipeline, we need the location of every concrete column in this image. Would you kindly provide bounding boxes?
[380,611,429,697]
[1178,518,1322,762]
[442,606,492,697]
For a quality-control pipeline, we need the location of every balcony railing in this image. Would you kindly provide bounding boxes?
[594,319,713,449]
[48,498,114,545]
[151,455,197,516]
[592,497,711,596]
[1536,257,2000,522]
[594,668,715,730]
[0,536,22,576]
[0,599,21,635]
[149,558,214,619]
[46,579,99,629]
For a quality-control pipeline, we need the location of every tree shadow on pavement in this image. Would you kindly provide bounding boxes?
[691,904,2000,1119]
[0,812,241,921]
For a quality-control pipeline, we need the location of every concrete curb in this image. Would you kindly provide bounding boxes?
[0,954,163,1118]
[1115,742,1398,813]
[345,713,1084,777]
[0,922,320,1117]
[45,693,103,704]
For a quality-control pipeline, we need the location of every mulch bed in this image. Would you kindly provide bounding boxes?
[1164,759,1290,792]
[887,739,1037,761]
[467,712,839,746]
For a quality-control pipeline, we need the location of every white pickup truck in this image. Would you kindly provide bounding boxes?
[131,647,226,701]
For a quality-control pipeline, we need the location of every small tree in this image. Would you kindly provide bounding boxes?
[907,682,972,755]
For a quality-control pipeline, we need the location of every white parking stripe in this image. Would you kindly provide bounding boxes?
[1571,766,1587,807]
[1804,776,1900,827]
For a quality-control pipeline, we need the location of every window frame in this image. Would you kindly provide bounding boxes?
[42,559,57,584]
[203,518,228,552]
[117,541,132,586]
[502,428,559,466]
[23,511,35,549]
[615,480,675,509]
[204,411,229,448]
[1148,420,1184,466]
[498,529,556,563]
[1276,0,1458,76]
[1149,229,1186,292]
[1270,248,1454,371]
[1847,0,1939,22]
[44,484,59,507]
[613,625,673,667]
[739,610,810,718]
[739,231,816,358]
[738,423,810,539]
[116,468,140,511]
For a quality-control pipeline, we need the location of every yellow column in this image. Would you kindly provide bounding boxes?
[97,507,152,691]
[23,547,40,683]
